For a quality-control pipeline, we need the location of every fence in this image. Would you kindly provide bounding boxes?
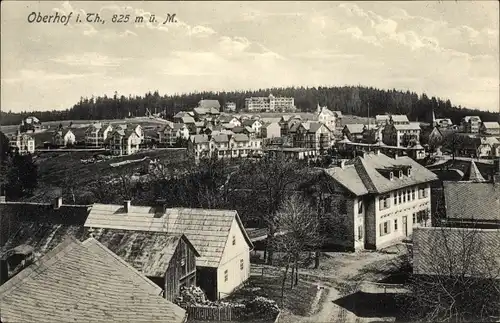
[187,304,245,321]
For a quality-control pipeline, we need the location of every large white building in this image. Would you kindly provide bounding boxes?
[244,94,295,112]
[9,131,35,155]
[319,151,438,250]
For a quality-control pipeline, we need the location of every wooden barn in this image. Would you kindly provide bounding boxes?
[91,228,200,302]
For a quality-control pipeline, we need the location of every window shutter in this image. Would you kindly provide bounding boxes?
[379,223,383,236]
[379,199,383,211]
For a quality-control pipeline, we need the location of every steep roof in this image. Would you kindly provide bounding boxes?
[462,161,487,182]
[0,202,91,246]
[443,181,500,222]
[344,123,365,134]
[413,227,500,278]
[242,119,259,127]
[375,115,390,122]
[390,115,409,123]
[91,229,199,277]
[0,237,186,323]
[190,134,209,144]
[232,134,249,142]
[85,206,254,268]
[482,121,500,129]
[212,134,229,143]
[393,122,421,131]
[324,152,438,196]
[181,116,196,124]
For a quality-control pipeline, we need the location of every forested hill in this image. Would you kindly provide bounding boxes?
[1,86,498,125]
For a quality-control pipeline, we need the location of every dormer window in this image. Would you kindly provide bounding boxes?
[389,172,394,180]
[399,170,403,178]
[407,168,411,177]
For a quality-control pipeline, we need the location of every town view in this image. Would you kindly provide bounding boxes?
[1,1,499,323]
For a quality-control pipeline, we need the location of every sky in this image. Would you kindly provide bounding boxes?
[1,1,499,113]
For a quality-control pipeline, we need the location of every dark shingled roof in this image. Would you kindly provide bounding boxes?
[91,229,199,277]
[324,152,438,196]
[0,202,91,247]
[413,227,500,278]
[85,206,254,268]
[443,181,500,222]
[0,237,186,323]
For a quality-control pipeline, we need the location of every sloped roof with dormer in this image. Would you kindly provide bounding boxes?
[0,237,186,323]
[324,152,438,196]
[84,206,254,268]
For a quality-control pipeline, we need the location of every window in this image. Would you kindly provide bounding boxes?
[399,170,403,178]
[394,219,398,231]
[358,200,363,214]
[407,168,411,177]
[413,213,416,224]
[379,194,390,210]
[411,188,415,200]
[398,191,402,204]
[232,235,236,245]
[389,172,394,180]
[403,191,406,203]
[358,225,364,240]
[380,221,391,236]
[240,259,244,270]
[224,270,228,282]
[393,192,397,205]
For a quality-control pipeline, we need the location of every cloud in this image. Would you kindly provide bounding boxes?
[50,52,129,67]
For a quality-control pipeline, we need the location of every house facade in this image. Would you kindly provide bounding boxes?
[52,129,76,147]
[225,102,236,112]
[382,123,421,147]
[461,116,482,133]
[342,124,365,142]
[187,134,263,162]
[84,204,254,300]
[241,119,262,136]
[320,152,437,250]
[290,122,333,152]
[480,121,500,136]
[244,94,295,112]
[84,123,113,147]
[159,123,190,146]
[109,129,141,155]
[317,105,337,130]
[9,132,35,155]
[261,122,281,139]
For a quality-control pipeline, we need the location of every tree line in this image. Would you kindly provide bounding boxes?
[1,86,498,126]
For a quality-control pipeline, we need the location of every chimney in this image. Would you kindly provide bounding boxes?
[53,196,62,209]
[124,200,131,213]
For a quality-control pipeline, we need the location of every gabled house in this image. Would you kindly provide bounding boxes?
[173,111,195,123]
[290,122,333,151]
[159,123,190,146]
[52,128,76,147]
[0,237,187,323]
[108,128,141,155]
[461,116,482,133]
[382,123,421,147]
[317,104,337,130]
[342,124,365,142]
[91,229,200,302]
[19,116,42,133]
[84,123,113,147]
[375,115,391,126]
[320,151,438,250]
[241,119,262,136]
[225,102,236,112]
[85,204,254,300]
[480,121,500,136]
[9,131,35,155]
[261,122,281,139]
[389,115,410,125]
[187,134,211,161]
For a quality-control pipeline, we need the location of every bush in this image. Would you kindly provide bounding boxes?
[242,296,280,320]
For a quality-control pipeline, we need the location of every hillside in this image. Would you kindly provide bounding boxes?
[1,86,498,126]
